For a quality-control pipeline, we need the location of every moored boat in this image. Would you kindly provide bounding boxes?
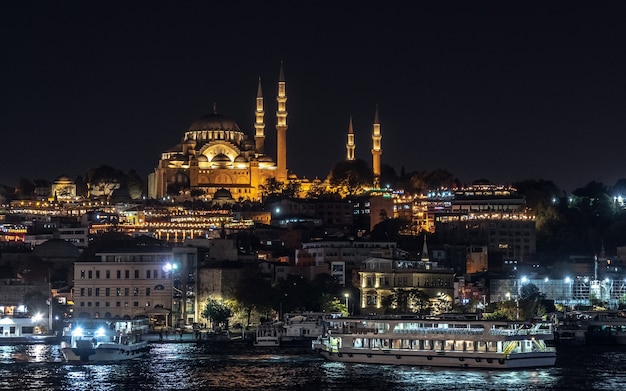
[312,315,557,369]
[60,318,149,362]
[0,316,58,345]
[254,322,283,347]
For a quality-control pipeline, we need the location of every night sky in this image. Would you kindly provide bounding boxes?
[2,1,626,193]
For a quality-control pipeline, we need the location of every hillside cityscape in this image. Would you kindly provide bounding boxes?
[2,69,626,334]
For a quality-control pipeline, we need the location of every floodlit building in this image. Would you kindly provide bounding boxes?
[71,247,198,328]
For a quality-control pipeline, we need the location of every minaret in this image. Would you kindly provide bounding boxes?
[371,105,382,187]
[346,116,356,161]
[254,77,265,154]
[421,235,430,262]
[276,62,288,182]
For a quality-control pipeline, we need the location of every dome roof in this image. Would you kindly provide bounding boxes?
[212,153,231,163]
[234,155,248,162]
[213,188,233,200]
[54,175,73,183]
[188,112,241,132]
[33,239,80,259]
[196,155,209,162]
[258,155,274,162]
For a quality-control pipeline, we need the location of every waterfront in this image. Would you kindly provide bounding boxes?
[0,342,625,390]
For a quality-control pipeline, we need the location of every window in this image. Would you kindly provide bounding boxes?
[88,270,92,279]
[133,288,139,296]
[80,288,85,296]
[134,270,139,279]
[80,270,85,279]
[105,302,110,307]
[95,302,100,307]
[106,270,110,279]
[116,288,121,296]
[146,288,151,296]
[95,270,100,279]
[145,301,150,307]
[124,288,129,296]
[125,270,130,279]
[116,270,121,279]
[105,288,110,297]
[116,302,121,307]
[146,270,151,279]
[95,288,100,297]
[87,288,92,297]
[133,301,139,307]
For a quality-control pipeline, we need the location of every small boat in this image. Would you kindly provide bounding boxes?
[312,315,557,369]
[281,312,343,346]
[254,322,283,347]
[60,318,149,362]
[0,316,58,345]
[556,311,626,346]
[254,312,344,347]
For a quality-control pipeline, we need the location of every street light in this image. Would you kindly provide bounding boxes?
[344,293,350,314]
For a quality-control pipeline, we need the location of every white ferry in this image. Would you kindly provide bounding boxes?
[254,312,343,347]
[312,315,557,369]
[0,316,57,345]
[282,312,343,344]
[60,318,149,362]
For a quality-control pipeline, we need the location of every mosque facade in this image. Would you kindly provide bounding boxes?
[147,64,382,202]
[147,65,289,202]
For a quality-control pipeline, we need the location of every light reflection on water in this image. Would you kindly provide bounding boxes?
[0,343,624,390]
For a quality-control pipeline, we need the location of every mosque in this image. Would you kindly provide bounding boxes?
[147,64,383,202]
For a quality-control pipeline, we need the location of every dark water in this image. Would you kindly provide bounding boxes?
[0,342,625,390]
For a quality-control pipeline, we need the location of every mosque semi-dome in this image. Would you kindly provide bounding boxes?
[212,153,231,163]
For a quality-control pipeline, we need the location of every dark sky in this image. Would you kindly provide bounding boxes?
[2,1,626,193]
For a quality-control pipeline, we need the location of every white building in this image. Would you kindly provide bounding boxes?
[71,247,198,327]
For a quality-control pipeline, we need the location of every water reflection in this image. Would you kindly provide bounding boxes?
[0,343,623,390]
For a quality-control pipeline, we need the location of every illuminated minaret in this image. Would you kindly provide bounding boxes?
[254,77,265,154]
[276,62,288,181]
[346,116,356,161]
[371,105,382,187]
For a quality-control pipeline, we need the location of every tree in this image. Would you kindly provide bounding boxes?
[23,291,48,316]
[328,159,373,196]
[305,180,328,199]
[518,283,546,320]
[201,298,232,330]
[382,288,430,315]
[233,269,274,326]
[282,180,301,198]
[262,177,284,197]
[126,169,144,199]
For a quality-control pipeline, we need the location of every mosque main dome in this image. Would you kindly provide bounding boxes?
[187,112,242,132]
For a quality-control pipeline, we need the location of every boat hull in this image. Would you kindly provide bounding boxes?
[60,341,148,362]
[316,347,556,369]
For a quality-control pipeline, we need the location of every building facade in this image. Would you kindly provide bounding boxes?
[71,247,198,327]
[358,258,456,315]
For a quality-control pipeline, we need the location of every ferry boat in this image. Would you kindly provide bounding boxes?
[0,316,58,345]
[281,312,343,345]
[556,311,626,345]
[60,318,149,362]
[312,315,557,369]
[254,312,343,347]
